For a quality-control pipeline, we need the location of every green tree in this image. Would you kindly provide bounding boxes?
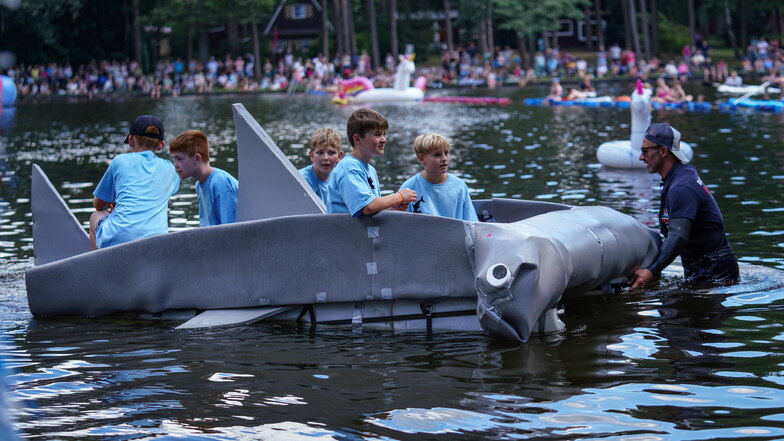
[0,0,132,65]
[491,0,589,64]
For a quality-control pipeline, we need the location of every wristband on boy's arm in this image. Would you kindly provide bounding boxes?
[396,192,404,204]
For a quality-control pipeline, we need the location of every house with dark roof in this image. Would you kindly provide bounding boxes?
[264,0,328,53]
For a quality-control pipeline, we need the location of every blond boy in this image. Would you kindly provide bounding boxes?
[327,108,416,216]
[299,128,343,206]
[399,133,478,221]
[169,130,238,226]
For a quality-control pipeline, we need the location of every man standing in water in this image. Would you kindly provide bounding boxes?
[629,123,739,289]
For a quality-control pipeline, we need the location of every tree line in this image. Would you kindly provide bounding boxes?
[1,0,782,73]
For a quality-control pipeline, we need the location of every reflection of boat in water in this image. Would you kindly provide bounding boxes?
[597,81,693,169]
[25,104,661,342]
[0,107,14,132]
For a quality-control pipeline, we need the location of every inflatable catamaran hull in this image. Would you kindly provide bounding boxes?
[25,104,660,342]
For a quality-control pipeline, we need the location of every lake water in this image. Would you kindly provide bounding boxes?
[1,84,784,440]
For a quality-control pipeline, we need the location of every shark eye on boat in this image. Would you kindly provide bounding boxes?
[486,263,511,289]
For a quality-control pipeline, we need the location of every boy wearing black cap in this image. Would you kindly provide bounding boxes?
[89,115,180,249]
[630,122,739,288]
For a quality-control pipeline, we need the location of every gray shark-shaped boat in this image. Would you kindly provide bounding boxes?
[24,104,661,342]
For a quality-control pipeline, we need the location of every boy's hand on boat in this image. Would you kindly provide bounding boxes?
[398,188,417,204]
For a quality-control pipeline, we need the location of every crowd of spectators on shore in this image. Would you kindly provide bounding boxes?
[3,35,783,100]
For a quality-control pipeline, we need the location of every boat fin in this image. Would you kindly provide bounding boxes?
[175,306,293,330]
[31,164,91,266]
[232,103,326,222]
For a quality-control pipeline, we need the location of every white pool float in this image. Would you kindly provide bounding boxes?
[597,80,693,169]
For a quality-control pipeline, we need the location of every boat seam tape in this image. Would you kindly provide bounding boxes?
[463,221,476,275]
[366,262,377,275]
[584,225,604,279]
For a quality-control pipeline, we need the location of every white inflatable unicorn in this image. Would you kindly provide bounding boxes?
[333,54,425,104]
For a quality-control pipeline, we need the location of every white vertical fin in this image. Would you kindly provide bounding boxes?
[232,103,326,222]
[31,164,91,265]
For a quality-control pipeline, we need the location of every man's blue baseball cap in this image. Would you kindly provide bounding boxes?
[644,122,689,163]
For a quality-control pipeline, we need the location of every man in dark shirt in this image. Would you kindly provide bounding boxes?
[629,123,739,289]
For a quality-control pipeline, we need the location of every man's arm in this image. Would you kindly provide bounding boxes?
[629,218,692,289]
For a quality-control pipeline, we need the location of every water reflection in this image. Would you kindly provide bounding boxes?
[5,270,784,439]
[595,168,661,224]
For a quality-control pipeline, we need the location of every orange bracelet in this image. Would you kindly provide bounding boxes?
[396,192,404,204]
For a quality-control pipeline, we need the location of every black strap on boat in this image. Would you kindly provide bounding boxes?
[420,303,433,333]
[296,305,316,323]
[316,308,474,326]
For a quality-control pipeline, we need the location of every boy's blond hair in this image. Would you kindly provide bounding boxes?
[347,108,388,147]
[134,127,163,150]
[310,128,342,153]
[169,130,211,162]
[414,133,450,156]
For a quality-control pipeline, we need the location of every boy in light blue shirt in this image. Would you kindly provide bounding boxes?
[328,108,417,216]
[169,130,238,227]
[89,115,180,249]
[299,127,343,206]
[399,133,478,221]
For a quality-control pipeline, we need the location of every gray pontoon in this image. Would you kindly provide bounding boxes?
[25,104,660,342]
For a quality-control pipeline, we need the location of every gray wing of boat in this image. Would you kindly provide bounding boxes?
[30,164,91,265]
[233,103,326,221]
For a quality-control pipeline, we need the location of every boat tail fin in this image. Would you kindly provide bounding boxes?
[31,164,91,266]
[232,103,326,222]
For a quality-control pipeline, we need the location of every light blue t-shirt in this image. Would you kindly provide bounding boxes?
[327,155,380,216]
[299,165,330,207]
[399,173,478,221]
[93,150,180,248]
[195,167,238,227]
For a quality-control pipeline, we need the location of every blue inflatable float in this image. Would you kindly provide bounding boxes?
[651,101,712,112]
[523,97,622,108]
[719,99,784,113]
[1,75,16,108]
[523,97,713,112]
